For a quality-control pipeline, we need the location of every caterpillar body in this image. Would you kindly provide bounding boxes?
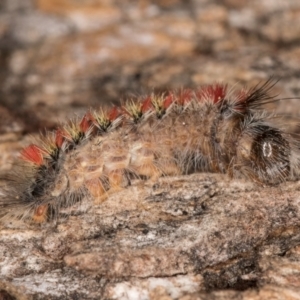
[1,80,299,223]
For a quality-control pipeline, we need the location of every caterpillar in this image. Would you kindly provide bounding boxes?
[1,79,299,223]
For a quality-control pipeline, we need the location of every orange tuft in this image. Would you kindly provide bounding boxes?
[79,113,92,133]
[85,178,106,200]
[141,96,153,113]
[21,144,45,165]
[32,205,48,223]
[55,128,65,148]
[108,106,120,121]
[163,93,174,109]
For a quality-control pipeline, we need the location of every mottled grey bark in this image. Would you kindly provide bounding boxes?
[1,174,300,299]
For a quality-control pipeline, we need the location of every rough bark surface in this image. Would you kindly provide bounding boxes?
[1,0,300,299]
[1,175,300,299]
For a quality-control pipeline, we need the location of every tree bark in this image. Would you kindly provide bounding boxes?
[1,174,300,299]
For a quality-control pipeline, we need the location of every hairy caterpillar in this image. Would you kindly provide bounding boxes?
[1,79,299,223]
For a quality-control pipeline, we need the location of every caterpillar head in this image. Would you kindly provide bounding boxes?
[251,126,290,184]
[236,124,290,185]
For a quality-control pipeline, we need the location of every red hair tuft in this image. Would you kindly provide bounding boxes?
[55,129,65,148]
[21,144,45,165]
[177,89,193,105]
[198,84,227,103]
[108,106,120,121]
[163,93,174,109]
[141,96,153,113]
[79,113,92,133]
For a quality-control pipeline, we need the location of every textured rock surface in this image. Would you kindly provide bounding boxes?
[1,1,300,299]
